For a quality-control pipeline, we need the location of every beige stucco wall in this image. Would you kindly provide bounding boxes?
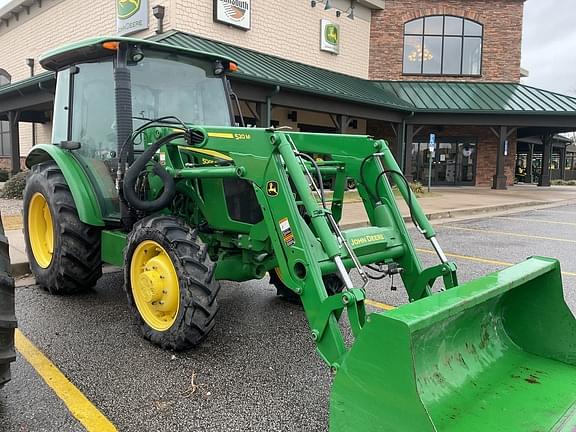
[0,0,172,82]
[174,0,371,79]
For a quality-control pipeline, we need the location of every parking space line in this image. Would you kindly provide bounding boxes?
[534,209,576,215]
[14,330,118,432]
[440,225,576,244]
[496,216,576,227]
[365,299,396,310]
[416,248,576,277]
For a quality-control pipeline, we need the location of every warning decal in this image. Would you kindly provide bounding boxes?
[279,217,295,247]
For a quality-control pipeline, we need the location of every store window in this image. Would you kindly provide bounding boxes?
[566,153,575,171]
[411,137,477,185]
[403,16,483,76]
[0,70,11,156]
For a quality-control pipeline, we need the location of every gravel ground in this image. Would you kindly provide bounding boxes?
[0,199,23,217]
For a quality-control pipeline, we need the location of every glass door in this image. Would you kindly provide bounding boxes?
[411,138,476,185]
[457,142,476,184]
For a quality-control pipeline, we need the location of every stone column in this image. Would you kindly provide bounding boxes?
[538,134,553,187]
[492,126,507,189]
[8,111,20,175]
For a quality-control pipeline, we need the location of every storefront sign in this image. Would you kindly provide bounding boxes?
[214,0,251,30]
[117,0,148,35]
[320,19,340,54]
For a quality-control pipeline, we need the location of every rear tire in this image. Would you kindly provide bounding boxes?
[124,215,220,350]
[0,215,16,389]
[23,161,102,294]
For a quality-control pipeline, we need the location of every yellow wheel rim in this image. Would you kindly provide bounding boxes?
[130,240,180,331]
[28,192,54,269]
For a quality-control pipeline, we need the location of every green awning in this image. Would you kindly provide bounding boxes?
[374,81,576,115]
[0,72,54,98]
[154,31,414,112]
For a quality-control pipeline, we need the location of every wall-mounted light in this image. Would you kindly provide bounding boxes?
[346,0,355,20]
[311,0,332,10]
[152,5,165,34]
[25,58,34,77]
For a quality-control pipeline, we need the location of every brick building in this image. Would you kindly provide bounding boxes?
[0,0,575,187]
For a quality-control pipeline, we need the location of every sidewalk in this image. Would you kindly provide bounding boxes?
[342,184,576,228]
[6,184,576,277]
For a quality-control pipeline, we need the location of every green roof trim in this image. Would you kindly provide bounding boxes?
[154,31,414,111]
[39,36,237,71]
[374,81,576,115]
[0,71,54,98]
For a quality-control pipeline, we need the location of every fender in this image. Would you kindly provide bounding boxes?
[26,145,105,227]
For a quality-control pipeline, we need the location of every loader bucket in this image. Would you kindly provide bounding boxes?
[331,257,576,432]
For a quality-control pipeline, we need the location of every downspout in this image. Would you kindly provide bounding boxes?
[266,85,280,128]
[27,58,36,147]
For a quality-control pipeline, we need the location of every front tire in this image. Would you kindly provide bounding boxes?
[23,161,102,294]
[124,216,220,350]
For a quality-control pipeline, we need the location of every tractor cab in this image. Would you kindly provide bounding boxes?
[35,37,237,221]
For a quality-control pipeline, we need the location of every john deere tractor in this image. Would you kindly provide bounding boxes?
[23,37,576,431]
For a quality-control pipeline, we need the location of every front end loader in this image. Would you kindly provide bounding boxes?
[23,37,576,431]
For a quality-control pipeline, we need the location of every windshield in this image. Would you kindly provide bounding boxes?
[129,54,232,128]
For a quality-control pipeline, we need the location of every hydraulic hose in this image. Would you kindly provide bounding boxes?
[123,132,182,212]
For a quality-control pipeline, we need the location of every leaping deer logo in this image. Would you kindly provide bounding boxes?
[117,0,141,19]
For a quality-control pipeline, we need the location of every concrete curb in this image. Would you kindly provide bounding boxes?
[11,262,30,278]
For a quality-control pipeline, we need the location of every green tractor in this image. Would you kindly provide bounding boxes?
[23,37,576,431]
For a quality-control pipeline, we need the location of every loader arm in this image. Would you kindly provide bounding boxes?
[154,126,457,368]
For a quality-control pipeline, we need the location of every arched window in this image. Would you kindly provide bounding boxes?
[403,16,483,76]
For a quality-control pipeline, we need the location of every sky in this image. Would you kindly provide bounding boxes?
[0,0,573,94]
[521,0,576,95]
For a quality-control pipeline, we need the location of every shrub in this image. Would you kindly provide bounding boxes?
[551,179,576,186]
[410,181,424,194]
[0,170,9,182]
[0,171,28,199]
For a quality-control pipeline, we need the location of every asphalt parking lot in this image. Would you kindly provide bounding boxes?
[1,203,575,432]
